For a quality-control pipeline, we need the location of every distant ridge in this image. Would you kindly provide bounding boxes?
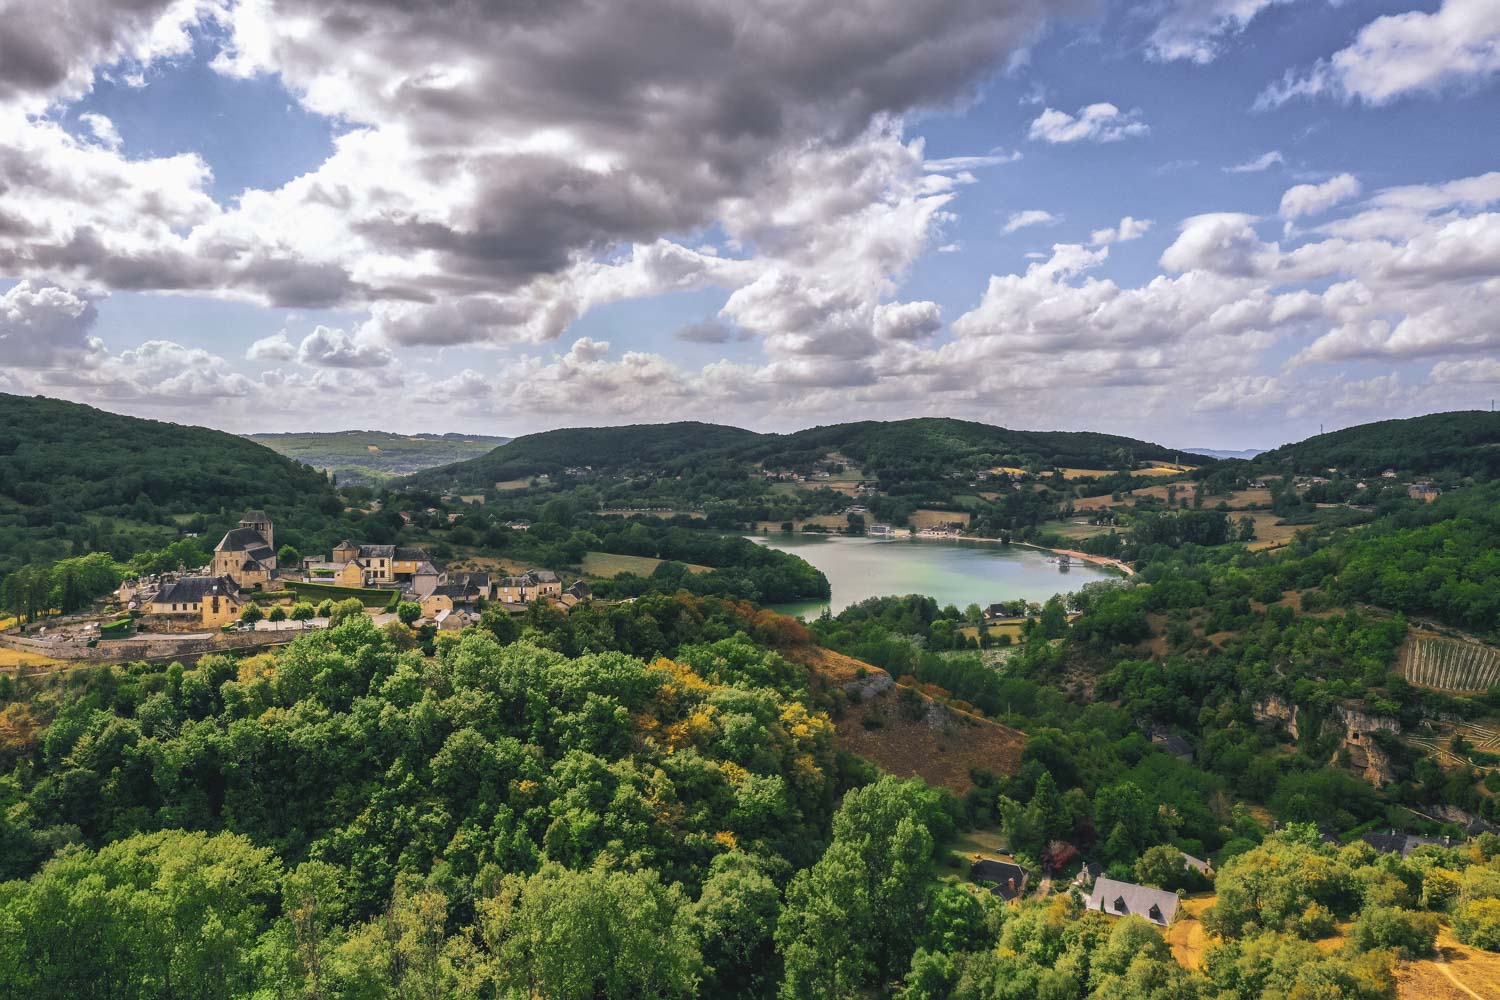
[1255,410,1500,477]
[248,429,511,485]
[1187,447,1265,460]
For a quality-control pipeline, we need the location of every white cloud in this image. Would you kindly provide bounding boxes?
[1028,103,1149,143]
[1003,209,1059,234]
[0,280,102,367]
[1225,150,1285,173]
[1147,0,1297,64]
[1279,174,1361,220]
[924,149,1022,171]
[245,331,296,362]
[873,300,942,342]
[296,325,394,368]
[1258,0,1500,107]
[1090,216,1154,246]
[77,112,122,150]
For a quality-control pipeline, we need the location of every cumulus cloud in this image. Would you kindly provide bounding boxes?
[295,325,394,368]
[1147,0,1297,64]
[0,279,102,367]
[1089,216,1153,246]
[1003,209,1059,234]
[1225,150,1285,173]
[1279,174,1361,220]
[873,301,942,342]
[1257,0,1500,107]
[78,113,122,150]
[245,331,296,362]
[1028,103,1149,143]
[674,319,748,344]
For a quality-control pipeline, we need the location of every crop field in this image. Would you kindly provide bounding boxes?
[581,552,711,578]
[1049,521,1115,540]
[1074,485,1272,511]
[494,478,535,491]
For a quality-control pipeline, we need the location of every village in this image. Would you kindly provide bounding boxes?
[3,510,591,661]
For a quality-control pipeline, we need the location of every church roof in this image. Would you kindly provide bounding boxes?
[216,527,270,553]
[241,509,270,522]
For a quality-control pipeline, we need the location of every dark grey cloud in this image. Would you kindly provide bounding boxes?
[673,319,749,344]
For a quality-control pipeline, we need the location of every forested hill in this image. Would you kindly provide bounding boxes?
[247,429,511,485]
[405,417,1204,490]
[405,421,763,488]
[1255,410,1500,477]
[0,393,339,574]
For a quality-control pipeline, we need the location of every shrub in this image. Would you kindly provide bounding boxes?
[1348,906,1438,958]
[1455,898,1500,951]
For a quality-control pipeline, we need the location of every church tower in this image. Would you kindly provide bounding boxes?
[239,509,274,551]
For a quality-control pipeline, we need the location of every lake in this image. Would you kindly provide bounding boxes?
[749,533,1120,618]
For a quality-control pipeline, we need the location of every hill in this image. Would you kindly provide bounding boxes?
[404,417,1206,492]
[405,421,762,489]
[1255,410,1500,478]
[248,429,511,486]
[0,393,341,577]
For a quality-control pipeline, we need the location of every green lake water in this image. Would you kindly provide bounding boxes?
[749,533,1120,618]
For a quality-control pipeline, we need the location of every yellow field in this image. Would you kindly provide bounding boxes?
[990,466,1029,478]
[912,509,971,529]
[1164,894,1218,970]
[1074,486,1272,512]
[754,514,850,532]
[1058,468,1115,480]
[0,646,66,671]
[1244,512,1305,551]
[581,552,711,578]
[494,478,534,491]
[959,623,1025,642]
[1397,927,1500,1000]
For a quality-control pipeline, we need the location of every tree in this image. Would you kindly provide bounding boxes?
[289,601,316,621]
[277,544,301,566]
[240,603,264,624]
[481,864,702,999]
[315,598,335,617]
[397,601,422,627]
[268,605,288,622]
[328,598,365,627]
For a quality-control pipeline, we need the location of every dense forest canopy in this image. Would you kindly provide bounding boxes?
[404,417,1205,493]
[1254,410,1500,478]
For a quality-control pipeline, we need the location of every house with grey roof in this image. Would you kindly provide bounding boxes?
[971,858,1029,902]
[1086,877,1180,927]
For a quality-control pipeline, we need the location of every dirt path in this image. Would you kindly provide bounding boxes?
[1434,955,1490,1000]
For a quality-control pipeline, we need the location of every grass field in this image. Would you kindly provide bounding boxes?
[1244,512,1305,551]
[0,646,67,670]
[1058,467,1115,480]
[581,552,711,578]
[912,508,971,529]
[1396,926,1500,999]
[1074,486,1273,512]
[1049,521,1115,540]
[495,478,535,491]
[958,623,1025,642]
[287,581,396,606]
[1164,894,1218,970]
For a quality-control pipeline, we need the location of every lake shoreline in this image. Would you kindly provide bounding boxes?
[893,531,1134,577]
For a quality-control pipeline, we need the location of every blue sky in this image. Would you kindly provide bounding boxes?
[1,0,1498,449]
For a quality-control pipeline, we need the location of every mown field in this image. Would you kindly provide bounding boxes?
[580,552,712,578]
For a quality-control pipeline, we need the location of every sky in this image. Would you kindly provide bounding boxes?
[0,0,1498,450]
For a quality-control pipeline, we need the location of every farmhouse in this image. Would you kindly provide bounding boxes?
[143,575,247,629]
[970,858,1028,902]
[1086,877,1179,927]
[495,569,563,604]
[211,510,278,589]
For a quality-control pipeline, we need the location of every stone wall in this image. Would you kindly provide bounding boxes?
[0,628,300,664]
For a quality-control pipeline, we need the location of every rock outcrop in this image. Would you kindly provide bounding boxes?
[1252,695,1300,740]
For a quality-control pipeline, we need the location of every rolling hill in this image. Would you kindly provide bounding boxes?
[0,393,342,576]
[248,429,511,486]
[403,417,1209,491]
[1255,410,1500,477]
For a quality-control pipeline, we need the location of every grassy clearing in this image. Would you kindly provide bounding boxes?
[912,509,971,529]
[580,552,711,578]
[1050,521,1115,541]
[1058,468,1115,480]
[494,478,534,491]
[0,646,67,670]
[958,623,1025,642]
[1164,894,1218,970]
[1244,512,1305,551]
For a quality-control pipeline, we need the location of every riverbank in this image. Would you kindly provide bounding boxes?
[903,532,1135,577]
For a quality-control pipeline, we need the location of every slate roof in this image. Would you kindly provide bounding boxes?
[394,546,431,561]
[241,509,270,523]
[531,569,560,584]
[216,527,270,553]
[971,859,1028,901]
[358,544,396,559]
[1087,878,1179,927]
[497,575,533,588]
[1181,852,1213,874]
[151,575,241,606]
[1362,831,1448,857]
[412,561,440,576]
